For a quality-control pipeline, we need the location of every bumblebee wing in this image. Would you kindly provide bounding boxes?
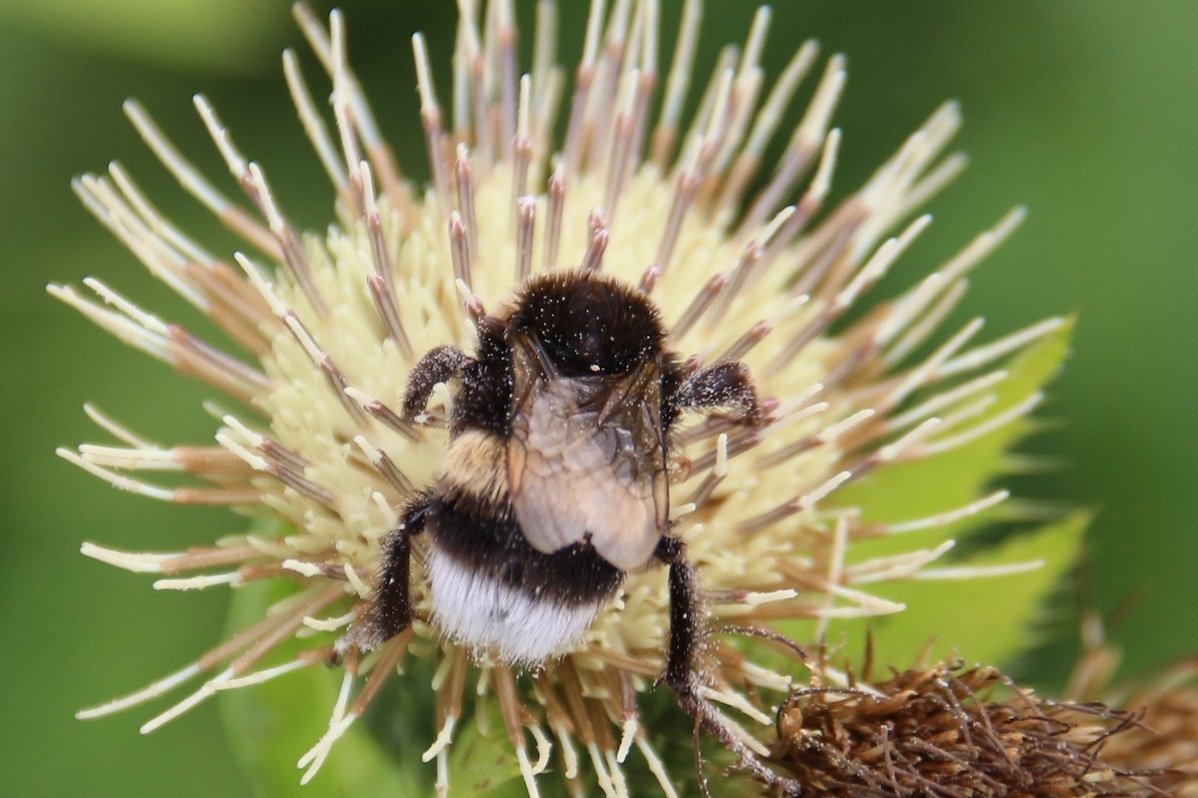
[508,361,668,572]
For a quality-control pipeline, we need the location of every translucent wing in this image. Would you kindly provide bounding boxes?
[507,345,668,572]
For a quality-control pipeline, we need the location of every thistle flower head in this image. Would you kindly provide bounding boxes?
[55,2,1084,794]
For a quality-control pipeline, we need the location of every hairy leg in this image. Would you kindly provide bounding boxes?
[672,361,765,425]
[339,493,431,654]
[401,345,473,420]
[657,536,802,795]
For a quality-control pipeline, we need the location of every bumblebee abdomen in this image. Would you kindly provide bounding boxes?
[424,485,624,665]
[426,545,608,665]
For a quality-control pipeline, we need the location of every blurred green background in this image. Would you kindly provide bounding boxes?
[1,1,1194,795]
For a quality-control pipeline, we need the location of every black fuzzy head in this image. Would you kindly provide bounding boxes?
[508,270,665,377]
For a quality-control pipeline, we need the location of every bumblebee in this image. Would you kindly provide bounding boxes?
[352,268,783,786]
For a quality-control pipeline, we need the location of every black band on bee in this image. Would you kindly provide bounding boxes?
[428,491,624,608]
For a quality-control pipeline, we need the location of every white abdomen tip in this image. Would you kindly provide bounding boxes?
[427,547,601,666]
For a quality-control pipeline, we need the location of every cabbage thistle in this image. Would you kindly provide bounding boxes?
[53,2,1183,795]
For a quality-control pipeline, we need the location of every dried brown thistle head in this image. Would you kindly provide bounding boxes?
[773,660,1180,797]
[1066,618,1198,797]
[1099,661,1198,796]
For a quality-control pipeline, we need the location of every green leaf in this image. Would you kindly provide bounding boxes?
[808,316,1080,666]
[446,703,527,798]
[846,511,1089,668]
[221,580,424,798]
[835,315,1075,543]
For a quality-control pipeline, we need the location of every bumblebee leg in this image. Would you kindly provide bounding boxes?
[657,536,802,796]
[340,493,431,654]
[402,345,474,420]
[672,361,765,425]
